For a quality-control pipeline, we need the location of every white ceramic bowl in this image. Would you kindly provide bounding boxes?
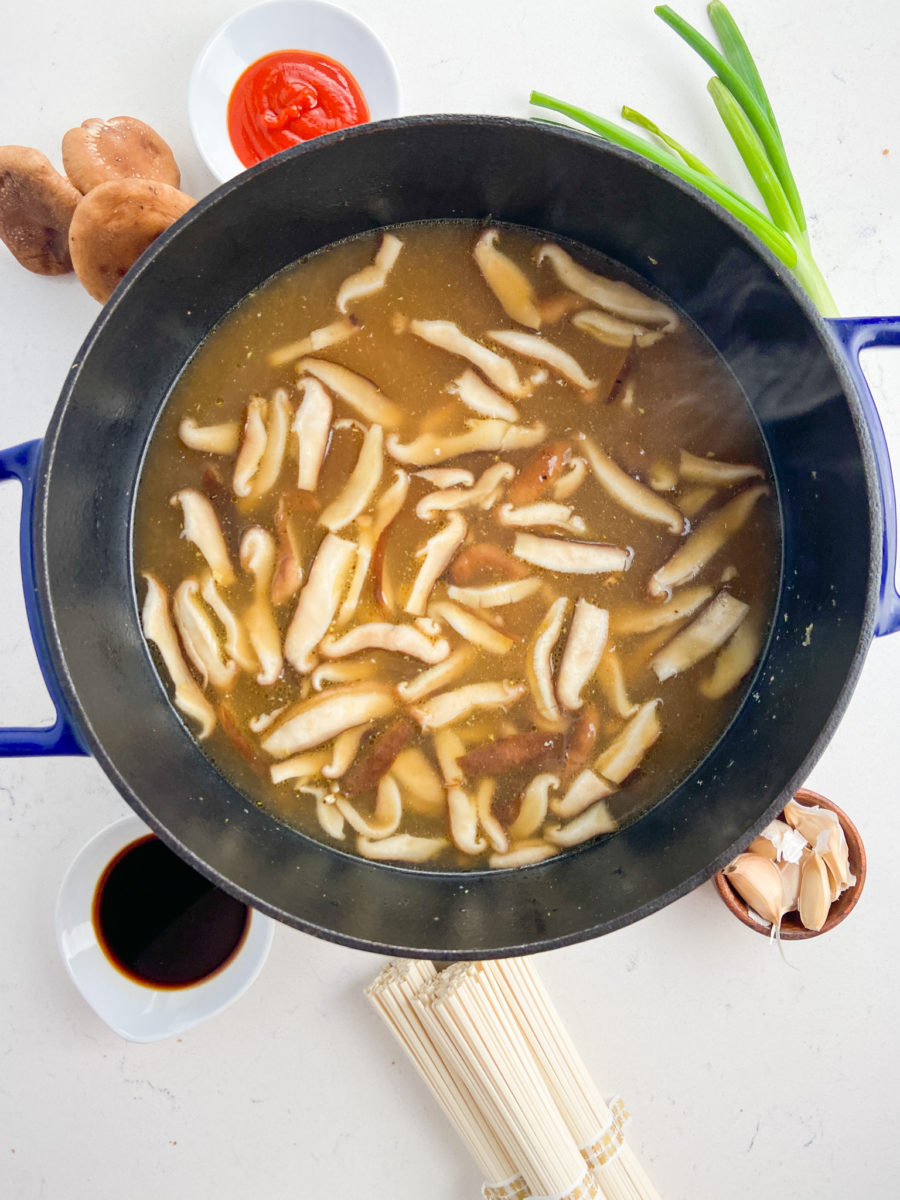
[189,0,401,182]
[56,813,275,1042]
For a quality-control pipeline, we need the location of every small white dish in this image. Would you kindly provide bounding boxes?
[56,813,275,1043]
[189,0,401,182]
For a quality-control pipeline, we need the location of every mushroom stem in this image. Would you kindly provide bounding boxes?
[170,488,235,585]
[336,233,403,314]
[141,573,216,739]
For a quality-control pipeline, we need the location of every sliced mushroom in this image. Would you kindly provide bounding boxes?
[310,657,379,690]
[62,116,180,192]
[447,369,520,421]
[270,748,331,784]
[233,396,268,497]
[549,457,588,502]
[525,596,569,726]
[248,704,287,733]
[571,307,659,348]
[386,417,546,466]
[178,417,241,455]
[427,600,516,655]
[356,833,450,863]
[433,728,467,787]
[409,319,530,398]
[609,585,715,636]
[268,315,358,368]
[240,527,283,685]
[415,467,475,488]
[261,682,396,758]
[415,461,514,520]
[391,747,446,817]
[315,791,346,841]
[319,422,384,531]
[651,591,750,682]
[679,450,765,487]
[409,680,526,731]
[447,785,487,855]
[336,772,404,840]
[271,500,304,609]
[547,799,617,847]
[595,647,638,719]
[291,377,333,491]
[0,145,81,274]
[446,577,541,609]
[321,622,450,664]
[649,460,679,492]
[699,615,763,699]
[488,841,558,868]
[396,646,477,704]
[298,357,402,427]
[475,778,509,854]
[336,232,403,313]
[200,573,258,674]
[488,329,598,392]
[340,719,414,796]
[283,532,356,673]
[170,488,235,585]
[550,768,617,819]
[405,512,468,617]
[556,599,609,711]
[649,484,769,597]
[679,485,717,519]
[249,390,292,503]
[536,243,678,331]
[141,573,216,738]
[512,532,632,575]
[68,178,194,303]
[496,501,586,535]
[578,435,686,534]
[172,578,237,691]
[508,773,559,840]
[447,543,530,586]
[507,440,573,506]
[594,699,661,784]
[458,731,561,778]
[473,229,542,329]
[562,703,601,779]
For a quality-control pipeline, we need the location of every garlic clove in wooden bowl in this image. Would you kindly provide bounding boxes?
[714,788,866,939]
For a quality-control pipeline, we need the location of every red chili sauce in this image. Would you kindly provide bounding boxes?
[228,49,369,167]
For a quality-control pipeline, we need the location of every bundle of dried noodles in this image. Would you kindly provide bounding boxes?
[366,957,661,1200]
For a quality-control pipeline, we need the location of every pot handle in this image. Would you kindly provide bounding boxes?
[828,316,900,637]
[0,439,86,755]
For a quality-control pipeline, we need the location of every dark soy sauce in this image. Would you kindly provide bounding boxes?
[93,835,250,989]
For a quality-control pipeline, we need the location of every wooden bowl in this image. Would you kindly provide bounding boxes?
[714,788,867,939]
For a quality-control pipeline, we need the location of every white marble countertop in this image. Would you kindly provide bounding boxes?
[2,2,899,1196]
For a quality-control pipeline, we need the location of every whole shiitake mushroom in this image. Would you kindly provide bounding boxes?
[0,145,82,274]
[68,177,195,303]
[62,116,181,193]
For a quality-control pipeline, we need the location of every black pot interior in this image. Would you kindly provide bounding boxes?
[36,117,878,956]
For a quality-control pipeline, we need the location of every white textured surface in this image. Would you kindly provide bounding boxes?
[1,2,899,1197]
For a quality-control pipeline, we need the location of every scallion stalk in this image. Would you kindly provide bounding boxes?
[529,2,837,315]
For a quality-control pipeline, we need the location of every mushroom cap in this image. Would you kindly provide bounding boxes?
[62,116,181,193]
[68,178,195,303]
[0,145,81,275]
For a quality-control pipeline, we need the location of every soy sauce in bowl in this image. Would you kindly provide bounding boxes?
[93,835,250,989]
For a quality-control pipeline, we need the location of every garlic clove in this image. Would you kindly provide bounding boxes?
[783,799,839,846]
[747,834,778,861]
[724,853,785,929]
[798,851,832,931]
[815,825,852,897]
[778,859,802,912]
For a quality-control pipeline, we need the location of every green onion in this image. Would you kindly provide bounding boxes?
[529,91,797,267]
[529,2,837,315]
[620,106,720,179]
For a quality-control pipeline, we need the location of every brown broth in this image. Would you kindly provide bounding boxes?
[134,220,780,869]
